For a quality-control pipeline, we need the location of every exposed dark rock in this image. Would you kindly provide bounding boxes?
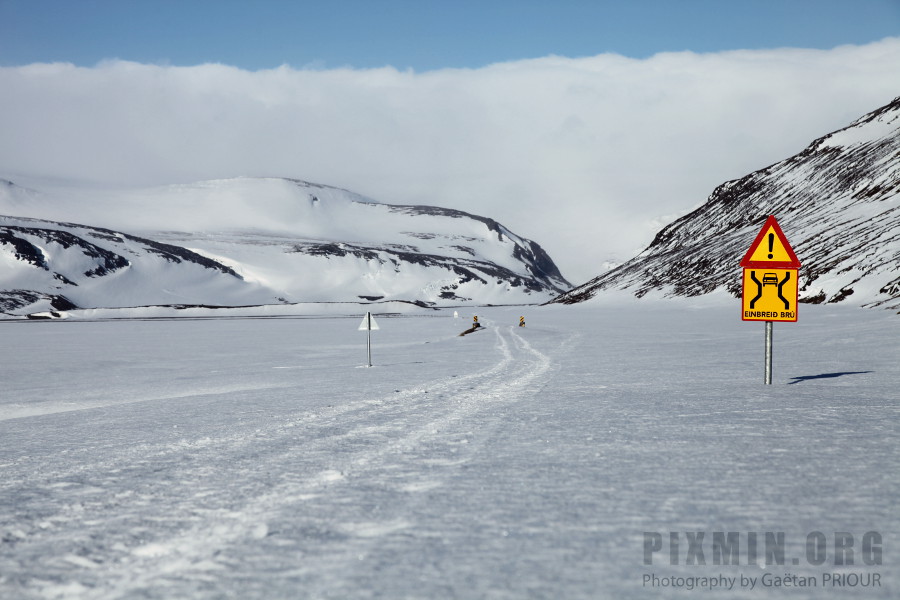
[0,177,571,310]
[291,240,568,297]
[551,96,900,310]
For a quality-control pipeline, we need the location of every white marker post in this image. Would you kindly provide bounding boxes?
[358,311,380,367]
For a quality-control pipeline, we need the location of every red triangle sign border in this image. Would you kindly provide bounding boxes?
[739,215,801,268]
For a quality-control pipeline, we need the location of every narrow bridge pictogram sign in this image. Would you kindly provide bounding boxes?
[740,216,801,322]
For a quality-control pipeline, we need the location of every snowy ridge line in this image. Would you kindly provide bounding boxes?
[9,323,565,598]
[0,177,571,312]
[551,96,900,309]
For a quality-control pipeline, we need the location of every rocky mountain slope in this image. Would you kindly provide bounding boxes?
[552,96,900,311]
[0,178,570,314]
[0,215,255,313]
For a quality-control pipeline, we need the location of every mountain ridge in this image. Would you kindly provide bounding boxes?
[0,177,570,314]
[551,96,900,311]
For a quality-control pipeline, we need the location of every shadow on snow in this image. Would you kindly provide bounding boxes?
[787,371,873,384]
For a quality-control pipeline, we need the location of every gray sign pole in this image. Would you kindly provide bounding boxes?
[764,321,773,384]
[366,313,372,368]
[358,312,379,367]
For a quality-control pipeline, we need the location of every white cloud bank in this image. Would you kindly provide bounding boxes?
[1,39,899,283]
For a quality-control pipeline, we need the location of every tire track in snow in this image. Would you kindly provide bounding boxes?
[10,322,563,599]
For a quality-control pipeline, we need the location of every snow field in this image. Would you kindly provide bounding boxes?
[0,300,897,599]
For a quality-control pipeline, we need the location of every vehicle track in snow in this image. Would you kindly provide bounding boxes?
[1,320,573,599]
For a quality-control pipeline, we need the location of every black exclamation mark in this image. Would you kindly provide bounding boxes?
[767,233,774,259]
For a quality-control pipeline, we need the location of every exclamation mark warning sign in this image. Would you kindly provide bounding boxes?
[740,216,801,268]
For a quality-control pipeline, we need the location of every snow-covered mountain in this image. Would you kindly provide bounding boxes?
[552,96,900,310]
[0,177,570,314]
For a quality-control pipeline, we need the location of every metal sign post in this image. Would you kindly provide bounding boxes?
[765,321,773,385]
[358,312,380,367]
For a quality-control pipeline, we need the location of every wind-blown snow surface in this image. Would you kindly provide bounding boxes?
[0,300,896,599]
[0,177,569,312]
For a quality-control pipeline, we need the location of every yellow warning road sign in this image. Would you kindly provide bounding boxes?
[740,216,801,322]
[741,268,798,321]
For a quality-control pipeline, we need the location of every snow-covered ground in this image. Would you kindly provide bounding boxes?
[0,298,897,599]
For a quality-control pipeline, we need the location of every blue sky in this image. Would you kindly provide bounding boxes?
[1,0,898,71]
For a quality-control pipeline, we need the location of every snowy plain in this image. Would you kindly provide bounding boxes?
[0,297,897,599]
